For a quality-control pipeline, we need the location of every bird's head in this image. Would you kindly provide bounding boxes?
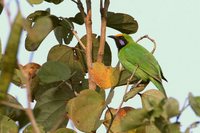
[108,33,133,50]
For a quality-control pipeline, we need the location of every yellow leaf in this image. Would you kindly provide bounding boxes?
[90,62,120,89]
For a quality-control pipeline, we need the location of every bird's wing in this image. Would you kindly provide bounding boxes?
[119,42,163,82]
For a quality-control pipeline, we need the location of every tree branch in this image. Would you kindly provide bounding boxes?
[71,0,86,19]
[176,97,189,122]
[72,0,96,90]
[85,0,96,90]
[106,66,139,133]
[60,17,86,50]
[19,65,40,133]
[72,30,86,50]
[97,0,110,62]
[136,35,157,54]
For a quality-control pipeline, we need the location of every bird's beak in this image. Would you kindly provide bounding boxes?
[108,35,116,39]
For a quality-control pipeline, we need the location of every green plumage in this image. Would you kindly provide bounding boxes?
[110,34,167,97]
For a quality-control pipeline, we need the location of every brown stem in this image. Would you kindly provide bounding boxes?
[136,35,157,54]
[72,0,86,19]
[0,100,39,133]
[19,65,40,133]
[106,66,139,133]
[72,0,96,90]
[72,30,86,50]
[97,0,110,62]
[60,17,86,50]
[85,0,96,90]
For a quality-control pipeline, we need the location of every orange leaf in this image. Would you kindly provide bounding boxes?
[20,62,41,79]
[104,107,135,133]
[90,62,120,89]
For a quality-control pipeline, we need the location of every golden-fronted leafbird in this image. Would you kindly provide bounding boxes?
[109,34,167,97]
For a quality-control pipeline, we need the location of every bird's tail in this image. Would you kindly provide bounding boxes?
[150,77,167,98]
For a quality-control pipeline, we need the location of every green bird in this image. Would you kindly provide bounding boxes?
[109,34,167,97]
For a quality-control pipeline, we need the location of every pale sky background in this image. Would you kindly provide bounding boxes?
[0,0,200,132]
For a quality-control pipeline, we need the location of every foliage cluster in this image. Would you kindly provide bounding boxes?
[0,0,200,133]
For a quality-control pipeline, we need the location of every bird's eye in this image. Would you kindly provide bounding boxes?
[119,39,125,46]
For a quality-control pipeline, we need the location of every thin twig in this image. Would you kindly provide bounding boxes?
[176,97,189,122]
[106,105,114,120]
[105,105,114,128]
[72,30,86,50]
[19,65,40,133]
[71,0,86,19]
[2,0,11,26]
[59,17,86,50]
[106,66,139,133]
[116,66,139,112]
[71,0,78,4]
[0,100,25,110]
[97,0,110,62]
[136,35,157,54]
[187,121,200,131]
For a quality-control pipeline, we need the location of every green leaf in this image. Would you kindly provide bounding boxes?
[0,95,28,129]
[136,123,161,133]
[163,98,179,118]
[136,124,159,133]
[69,12,84,25]
[70,79,88,94]
[34,82,75,131]
[154,117,168,132]
[44,0,63,4]
[54,26,68,44]
[107,12,138,34]
[120,108,149,132]
[27,0,43,4]
[0,12,23,98]
[32,81,57,101]
[47,45,86,88]
[25,16,53,51]
[77,34,112,66]
[38,61,71,84]
[66,90,105,132]
[155,119,181,133]
[96,87,106,100]
[124,86,145,102]
[166,123,181,133]
[23,124,45,133]
[54,18,74,44]
[26,10,50,22]
[11,68,26,87]
[189,93,200,117]
[55,128,77,133]
[141,89,165,111]
[0,114,18,133]
[0,94,24,121]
